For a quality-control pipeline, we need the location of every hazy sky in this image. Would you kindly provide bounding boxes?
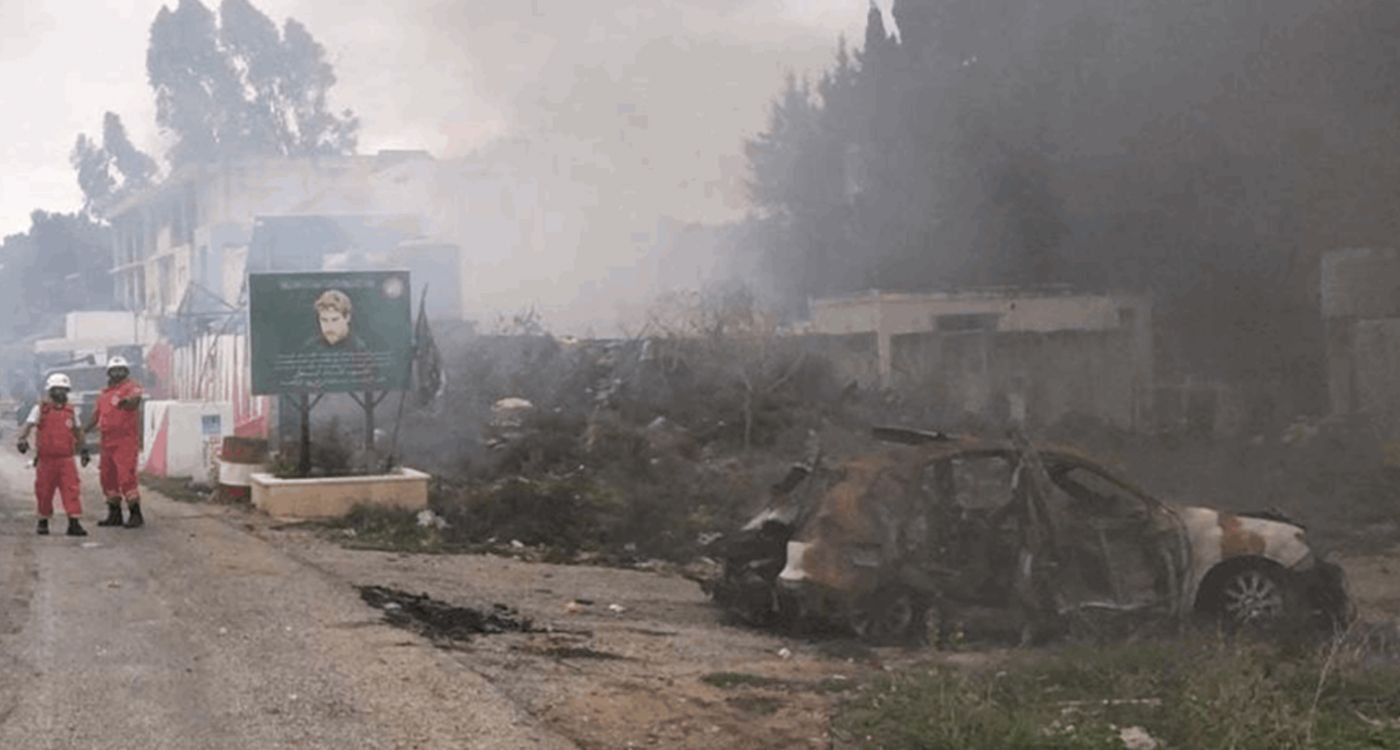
[0,1,888,237]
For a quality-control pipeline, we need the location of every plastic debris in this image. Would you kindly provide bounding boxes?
[416,509,448,530]
[1118,726,1160,750]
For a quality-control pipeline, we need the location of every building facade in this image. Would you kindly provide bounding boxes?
[104,152,471,438]
[807,288,1154,431]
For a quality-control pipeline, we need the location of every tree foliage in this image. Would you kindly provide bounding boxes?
[146,0,358,165]
[0,212,113,341]
[748,0,1400,397]
[70,113,159,216]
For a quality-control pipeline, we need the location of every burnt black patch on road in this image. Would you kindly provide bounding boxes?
[358,585,535,643]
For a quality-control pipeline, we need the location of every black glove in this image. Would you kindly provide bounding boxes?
[16,439,28,454]
[80,449,91,467]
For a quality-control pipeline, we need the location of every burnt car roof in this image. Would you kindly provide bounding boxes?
[872,425,1105,466]
[868,426,1154,497]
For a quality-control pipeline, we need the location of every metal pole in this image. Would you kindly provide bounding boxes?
[298,393,311,477]
[364,390,376,462]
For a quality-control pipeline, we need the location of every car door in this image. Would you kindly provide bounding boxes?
[1044,464,1185,613]
[1008,436,1184,627]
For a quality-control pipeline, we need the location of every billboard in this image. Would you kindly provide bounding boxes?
[249,271,412,395]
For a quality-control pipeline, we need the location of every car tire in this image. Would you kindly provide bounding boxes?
[1204,563,1300,633]
[849,586,928,646]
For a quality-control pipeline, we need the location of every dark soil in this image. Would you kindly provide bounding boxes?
[357,585,535,643]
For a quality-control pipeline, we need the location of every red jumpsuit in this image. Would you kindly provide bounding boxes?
[96,380,143,503]
[34,403,83,519]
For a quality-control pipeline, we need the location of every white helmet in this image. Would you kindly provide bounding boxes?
[45,373,72,390]
[106,356,130,371]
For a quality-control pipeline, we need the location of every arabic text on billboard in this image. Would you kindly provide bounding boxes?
[249,271,412,395]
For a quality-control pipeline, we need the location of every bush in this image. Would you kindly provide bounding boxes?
[436,475,626,554]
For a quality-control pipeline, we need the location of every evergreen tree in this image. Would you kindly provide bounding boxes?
[147,0,358,165]
[71,113,159,216]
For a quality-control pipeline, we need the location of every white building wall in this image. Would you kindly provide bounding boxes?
[807,290,1153,404]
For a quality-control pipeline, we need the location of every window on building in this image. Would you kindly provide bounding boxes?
[934,313,1000,333]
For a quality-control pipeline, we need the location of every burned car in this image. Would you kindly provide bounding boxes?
[705,428,1353,644]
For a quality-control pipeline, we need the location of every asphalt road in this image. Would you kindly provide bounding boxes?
[0,449,577,750]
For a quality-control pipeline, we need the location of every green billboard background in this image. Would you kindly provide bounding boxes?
[249,271,412,394]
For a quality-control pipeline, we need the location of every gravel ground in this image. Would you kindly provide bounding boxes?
[0,448,577,750]
[8,442,1392,749]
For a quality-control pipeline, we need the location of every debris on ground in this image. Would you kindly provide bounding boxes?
[1118,725,1161,750]
[357,585,535,643]
[415,509,448,529]
[515,644,627,661]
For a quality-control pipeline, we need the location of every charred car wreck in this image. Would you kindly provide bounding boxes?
[705,428,1353,645]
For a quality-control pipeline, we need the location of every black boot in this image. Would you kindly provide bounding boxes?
[97,501,123,527]
[123,504,144,529]
[36,518,49,536]
[67,518,87,537]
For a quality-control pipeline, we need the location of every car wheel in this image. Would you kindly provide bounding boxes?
[1215,565,1295,630]
[849,587,926,646]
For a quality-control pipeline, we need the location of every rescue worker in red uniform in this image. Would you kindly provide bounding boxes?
[84,356,145,528]
[15,373,90,536]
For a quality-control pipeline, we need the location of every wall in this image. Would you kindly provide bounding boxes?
[810,290,1146,338]
[807,291,1153,414]
[35,312,160,356]
[888,329,1143,430]
[1350,319,1400,429]
[140,400,234,480]
[1321,248,1400,428]
[1321,248,1400,320]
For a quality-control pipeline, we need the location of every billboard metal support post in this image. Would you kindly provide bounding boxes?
[298,394,311,477]
[348,390,390,469]
[288,393,324,477]
[365,390,374,455]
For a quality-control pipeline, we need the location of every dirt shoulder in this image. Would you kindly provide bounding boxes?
[145,482,1400,750]
[237,510,899,750]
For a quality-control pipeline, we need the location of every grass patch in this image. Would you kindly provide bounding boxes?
[810,676,858,694]
[834,638,1400,750]
[531,646,627,661]
[329,505,446,553]
[701,672,790,690]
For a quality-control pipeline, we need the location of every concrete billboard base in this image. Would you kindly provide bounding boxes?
[249,468,429,520]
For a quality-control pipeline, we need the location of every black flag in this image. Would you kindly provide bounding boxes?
[411,287,445,408]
